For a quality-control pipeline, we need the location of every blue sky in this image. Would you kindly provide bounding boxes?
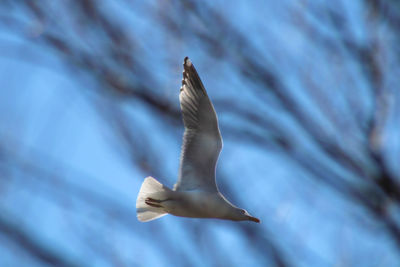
[0,1,399,266]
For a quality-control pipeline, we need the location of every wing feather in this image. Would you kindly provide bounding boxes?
[174,57,222,192]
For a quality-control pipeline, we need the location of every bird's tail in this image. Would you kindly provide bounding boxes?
[136,176,170,222]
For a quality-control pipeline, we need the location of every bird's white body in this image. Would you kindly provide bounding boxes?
[160,190,242,220]
[136,58,259,223]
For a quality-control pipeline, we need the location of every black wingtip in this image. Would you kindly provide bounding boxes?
[183,56,191,67]
[182,57,192,80]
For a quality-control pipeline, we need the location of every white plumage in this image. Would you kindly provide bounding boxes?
[136,57,259,223]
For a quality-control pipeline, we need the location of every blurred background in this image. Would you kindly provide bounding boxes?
[0,0,399,266]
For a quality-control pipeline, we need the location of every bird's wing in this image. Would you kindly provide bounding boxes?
[174,57,222,192]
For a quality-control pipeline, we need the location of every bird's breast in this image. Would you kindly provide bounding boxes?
[165,191,226,218]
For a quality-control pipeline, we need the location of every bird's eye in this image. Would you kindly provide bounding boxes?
[241,210,246,214]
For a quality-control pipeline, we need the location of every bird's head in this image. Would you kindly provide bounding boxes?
[231,208,260,223]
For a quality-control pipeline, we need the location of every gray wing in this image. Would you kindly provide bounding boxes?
[173,57,222,192]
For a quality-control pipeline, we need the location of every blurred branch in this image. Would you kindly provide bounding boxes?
[1,0,400,265]
[0,212,83,267]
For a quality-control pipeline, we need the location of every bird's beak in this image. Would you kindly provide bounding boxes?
[244,210,260,223]
[248,216,260,223]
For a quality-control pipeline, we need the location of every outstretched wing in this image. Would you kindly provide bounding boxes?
[174,57,222,192]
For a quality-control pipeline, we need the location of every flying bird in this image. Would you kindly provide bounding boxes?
[136,57,260,223]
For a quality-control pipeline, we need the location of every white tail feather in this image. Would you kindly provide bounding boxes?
[136,176,169,222]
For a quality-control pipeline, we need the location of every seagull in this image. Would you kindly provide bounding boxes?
[136,57,260,223]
